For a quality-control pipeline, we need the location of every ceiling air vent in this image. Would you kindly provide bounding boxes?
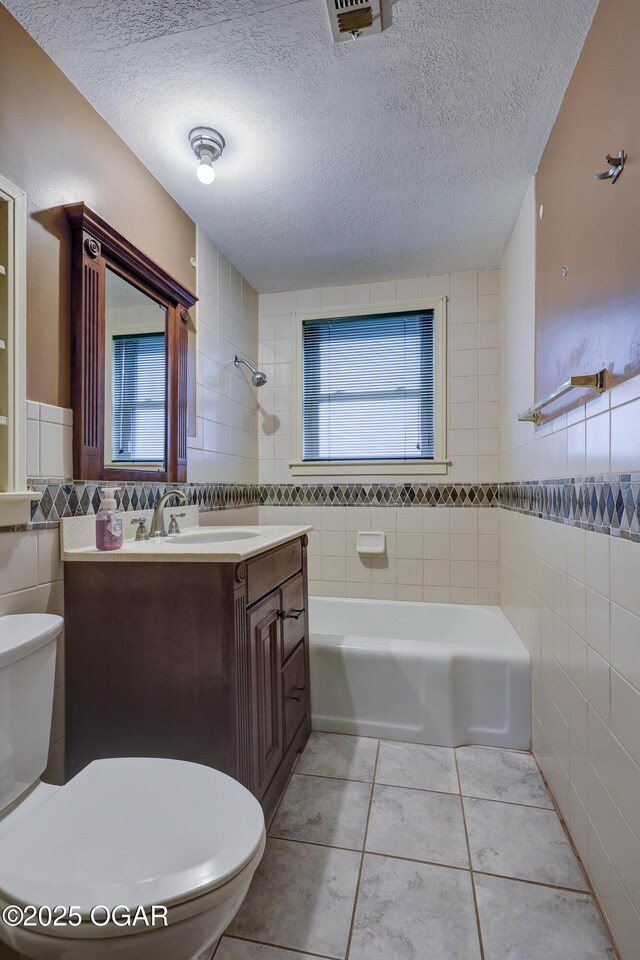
[325,0,383,44]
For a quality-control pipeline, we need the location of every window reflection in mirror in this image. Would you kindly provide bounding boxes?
[104,268,167,470]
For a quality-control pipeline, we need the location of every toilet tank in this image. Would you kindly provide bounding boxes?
[0,615,62,814]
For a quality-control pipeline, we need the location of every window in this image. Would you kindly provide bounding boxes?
[111,332,166,463]
[292,298,447,476]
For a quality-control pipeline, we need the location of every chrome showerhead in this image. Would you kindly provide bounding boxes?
[234,355,268,386]
[251,369,268,386]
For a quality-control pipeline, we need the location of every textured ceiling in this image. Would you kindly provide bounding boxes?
[6,0,597,291]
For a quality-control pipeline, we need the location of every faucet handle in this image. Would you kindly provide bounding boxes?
[168,512,186,535]
[130,517,149,541]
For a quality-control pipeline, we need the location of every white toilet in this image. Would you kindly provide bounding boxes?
[0,614,265,960]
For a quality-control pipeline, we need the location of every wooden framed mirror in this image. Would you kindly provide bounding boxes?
[65,204,197,482]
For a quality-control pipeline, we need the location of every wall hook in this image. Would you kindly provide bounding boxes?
[595,150,625,184]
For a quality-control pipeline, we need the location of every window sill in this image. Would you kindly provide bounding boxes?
[289,460,451,477]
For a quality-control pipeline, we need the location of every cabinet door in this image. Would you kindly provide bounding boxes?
[248,592,284,798]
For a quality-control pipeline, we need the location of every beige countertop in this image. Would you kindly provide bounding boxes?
[61,510,312,563]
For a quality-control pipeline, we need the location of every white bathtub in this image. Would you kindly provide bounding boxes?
[309,597,531,750]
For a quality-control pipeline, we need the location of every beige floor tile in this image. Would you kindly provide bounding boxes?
[216,939,317,960]
[295,732,378,781]
[376,740,459,793]
[465,797,587,890]
[349,854,480,960]
[456,746,552,806]
[228,838,360,958]
[270,774,371,849]
[475,874,615,959]
[366,785,468,867]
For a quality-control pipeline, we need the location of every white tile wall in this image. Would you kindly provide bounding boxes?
[187,227,259,484]
[258,270,501,486]
[257,270,501,602]
[27,401,73,478]
[499,180,640,959]
[259,504,500,605]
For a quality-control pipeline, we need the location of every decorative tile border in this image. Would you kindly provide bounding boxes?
[23,479,262,528]
[258,482,498,507]
[499,475,640,543]
[1,477,638,544]
[18,480,498,527]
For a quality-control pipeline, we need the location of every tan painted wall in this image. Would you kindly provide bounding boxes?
[535,0,640,401]
[0,6,195,408]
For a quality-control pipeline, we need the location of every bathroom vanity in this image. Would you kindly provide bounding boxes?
[61,518,312,821]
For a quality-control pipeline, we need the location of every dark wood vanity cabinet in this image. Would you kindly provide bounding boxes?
[63,536,311,821]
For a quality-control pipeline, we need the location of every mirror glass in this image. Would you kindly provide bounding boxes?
[104,268,167,471]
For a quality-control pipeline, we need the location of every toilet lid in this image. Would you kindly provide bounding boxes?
[0,614,63,668]
[0,758,265,913]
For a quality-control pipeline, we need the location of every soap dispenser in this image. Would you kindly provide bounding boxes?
[95,487,123,551]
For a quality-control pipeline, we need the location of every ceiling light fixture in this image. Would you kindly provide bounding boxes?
[189,126,225,184]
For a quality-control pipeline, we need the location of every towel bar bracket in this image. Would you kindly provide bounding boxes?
[518,369,607,425]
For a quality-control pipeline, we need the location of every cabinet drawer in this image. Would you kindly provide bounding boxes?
[280,574,306,662]
[282,642,308,748]
[247,540,302,607]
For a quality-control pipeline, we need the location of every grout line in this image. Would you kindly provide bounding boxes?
[456,793,553,810]
[472,870,591,895]
[268,833,472,871]
[291,771,374,785]
[219,933,339,959]
[310,731,533,755]
[363,849,470,874]
[343,738,380,960]
[530,750,623,960]
[290,769,554,810]
[267,834,363,855]
[454,751,485,960]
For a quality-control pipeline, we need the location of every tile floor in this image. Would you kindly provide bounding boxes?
[216,733,617,960]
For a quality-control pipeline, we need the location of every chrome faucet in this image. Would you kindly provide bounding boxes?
[149,490,189,537]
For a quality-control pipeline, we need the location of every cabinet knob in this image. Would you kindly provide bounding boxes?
[278,607,306,620]
[289,686,308,702]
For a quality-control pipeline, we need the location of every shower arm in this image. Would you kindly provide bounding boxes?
[234,356,258,375]
[233,355,267,386]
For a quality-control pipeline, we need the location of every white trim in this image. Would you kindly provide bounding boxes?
[291,297,448,477]
[188,227,203,446]
[289,460,451,477]
[0,173,37,524]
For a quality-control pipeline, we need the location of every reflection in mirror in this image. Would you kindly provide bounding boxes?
[105,268,167,471]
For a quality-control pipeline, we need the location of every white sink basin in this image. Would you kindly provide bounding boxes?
[162,529,260,545]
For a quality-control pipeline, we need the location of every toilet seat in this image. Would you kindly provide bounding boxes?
[0,757,265,929]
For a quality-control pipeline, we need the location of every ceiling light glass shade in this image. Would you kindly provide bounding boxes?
[196,155,216,184]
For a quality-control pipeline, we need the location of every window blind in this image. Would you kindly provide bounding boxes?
[302,311,435,462]
[112,332,166,462]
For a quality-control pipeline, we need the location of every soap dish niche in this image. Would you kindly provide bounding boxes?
[356,531,386,556]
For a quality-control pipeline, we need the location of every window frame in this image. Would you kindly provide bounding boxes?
[291,297,449,476]
[105,323,167,470]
